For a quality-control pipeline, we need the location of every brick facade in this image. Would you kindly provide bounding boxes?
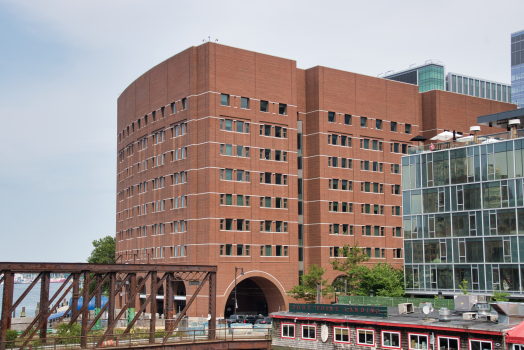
[115,42,516,317]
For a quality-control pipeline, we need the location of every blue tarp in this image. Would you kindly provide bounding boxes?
[47,297,108,321]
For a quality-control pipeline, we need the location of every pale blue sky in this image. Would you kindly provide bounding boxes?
[0,0,522,262]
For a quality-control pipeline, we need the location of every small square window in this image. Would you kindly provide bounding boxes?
[260,100,268,112]
[334,327,350,344]
[302,325,316,341]
[279,103,287,115]
[221,94,230,106]
[241,97,249,109]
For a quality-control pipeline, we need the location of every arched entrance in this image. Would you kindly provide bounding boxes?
[223,275,286,318]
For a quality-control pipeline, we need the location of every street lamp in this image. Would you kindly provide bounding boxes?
[234,267,244,316]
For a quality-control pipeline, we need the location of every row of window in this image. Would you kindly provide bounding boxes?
[327,112,412,133]
[219,219,289,232]
[221,93,288,115]
[329,202,353,213]
[119,120,187,155]
[329,246,386,258]
[220,144,250,157]
[259,172,288,185]
[119,99,187,142]
[281,325,471,350]
[118,220,189,241]
[219,119,289,139]
[328,157,352,168]
[328,134,352,147]
[218,244,289,257]
[260,149,288,161]
[328,224,402,237]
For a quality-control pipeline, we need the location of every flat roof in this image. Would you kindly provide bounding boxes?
[383,62,444,78]
[272,307,513,334]
[477,109,524,126]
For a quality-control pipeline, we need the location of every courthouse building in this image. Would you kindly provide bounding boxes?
[115,42,515,316]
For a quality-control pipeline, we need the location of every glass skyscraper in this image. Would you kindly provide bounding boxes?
[512,30,524,108]
[403,131,524,296]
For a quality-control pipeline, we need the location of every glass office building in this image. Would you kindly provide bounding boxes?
[383,63,512,102]
[512,30,524,108]
[446,73,511,103]
[403,132,524,296]
[384,63,445,92]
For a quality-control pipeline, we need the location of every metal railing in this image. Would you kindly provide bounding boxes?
[408,130,524,155]
[337,295,454,308]
[0,328,272,350]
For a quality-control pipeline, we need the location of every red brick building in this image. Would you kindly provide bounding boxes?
[115,43,515,317]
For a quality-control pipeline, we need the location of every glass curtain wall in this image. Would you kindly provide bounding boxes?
[403,138,524,295]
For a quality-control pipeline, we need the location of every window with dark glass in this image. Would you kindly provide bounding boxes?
[391,121,397,132]
[405,124,411,134]
[241,97,249,109]
[279,103,287,115]
[221,94,229,106]
[328,111,335,123]
[260,100,268,112]
[376,119,382,130]
[361,117,367,128]
[344,114,351,125]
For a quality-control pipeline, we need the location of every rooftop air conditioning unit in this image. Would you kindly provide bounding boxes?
[463,312,478,320]
[486,314,499,322]
[398,303,414,314]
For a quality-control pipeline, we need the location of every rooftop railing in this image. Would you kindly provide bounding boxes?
[408,129,524,155]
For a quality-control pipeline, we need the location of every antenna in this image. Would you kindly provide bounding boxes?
[203,36,219,43]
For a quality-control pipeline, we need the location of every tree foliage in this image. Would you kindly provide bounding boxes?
[87,236,116,264]
[87,236,116,295]
[354,263,405,297]
[493,291,510,301]
[287,264,333,303]
[329,243,369,295]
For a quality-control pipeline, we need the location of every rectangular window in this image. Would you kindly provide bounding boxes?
[357,329,375,346]
[281,324,295,339]
[344,114,351,125]
[437,336,459,350]
[391,121,397,132]
[279,103,287,115]
[260,100,268,112]
[301,325,316,341]
[360,117,367,128]
[405,124,411,134]
[221,93,229,106]
[334,327,350,344]
[408,333,429,350]
[376,119,382,130]
[236,121,244,133]
[382,331,401,349]
[469,339,492,350]
[328,111,335,123]
[241,97,249,109]
[181,98,187,109]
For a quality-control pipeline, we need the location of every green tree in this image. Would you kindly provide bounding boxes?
[329,243,369,295]
[354,263,405,297]
[87,236,116,264]
[287,264,333,303]
[459,279,470,295]
[87,236,116,295]
[493,291,510,301]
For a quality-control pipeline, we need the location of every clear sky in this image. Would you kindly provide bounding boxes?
[0,0,522,262]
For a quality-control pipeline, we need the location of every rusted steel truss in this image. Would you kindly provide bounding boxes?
[0,263,217,350]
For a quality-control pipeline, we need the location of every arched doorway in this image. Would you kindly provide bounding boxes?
[223,275,286,318]
[174,280,186,314]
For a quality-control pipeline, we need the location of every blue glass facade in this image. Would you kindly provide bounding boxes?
[402,135,524,296]
[512,30,524,108]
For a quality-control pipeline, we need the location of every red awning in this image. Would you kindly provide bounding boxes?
[506,321,524,344]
